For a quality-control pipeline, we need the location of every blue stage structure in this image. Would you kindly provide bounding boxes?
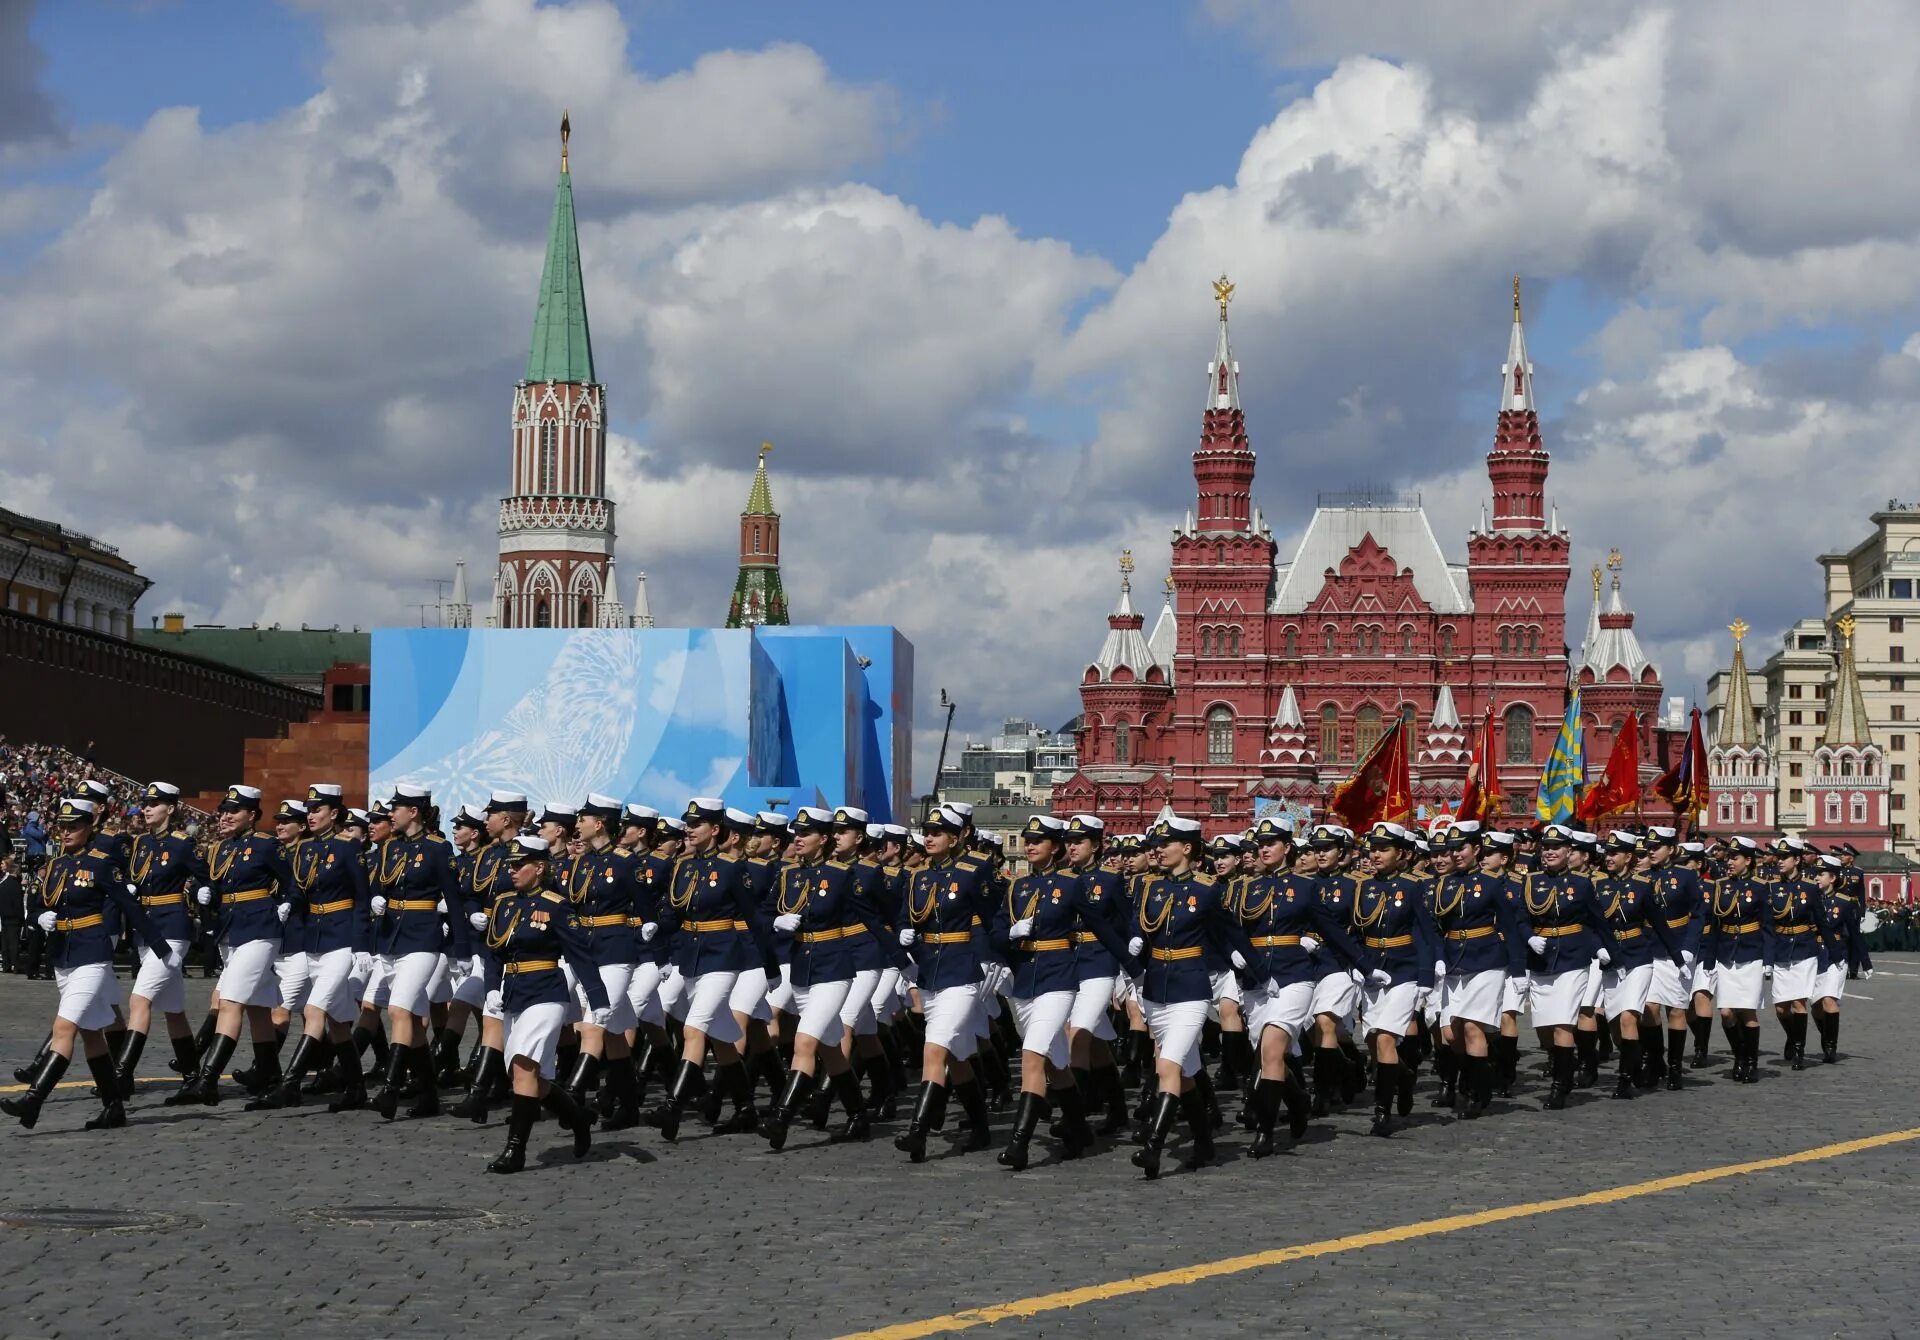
[369,626,912,822]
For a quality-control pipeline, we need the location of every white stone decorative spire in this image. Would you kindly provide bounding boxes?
[596,558,628,627]
[1430,682,1461,730]
[1148,575,1177,679]
[1206,274,1241,412]
[1502,274,1534,413]
[1090,550,1155,681]
[631,570,655,629]
[446,559,473,629]
[1260,684,1315,768]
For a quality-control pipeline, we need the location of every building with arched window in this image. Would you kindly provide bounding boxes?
[1055,278,1664,834]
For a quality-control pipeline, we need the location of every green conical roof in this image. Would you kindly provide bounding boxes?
[525,147,595,385]
[745,444,777,516]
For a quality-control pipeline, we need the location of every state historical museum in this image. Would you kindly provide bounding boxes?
[1054,280,1665,835]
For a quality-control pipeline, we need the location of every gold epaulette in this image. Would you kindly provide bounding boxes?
[171,830,189,840]
[747,856,771,866]
[427,832,448,843]
[1194,873,1216,887]
[827,858,853,869]
[539,890,563,903]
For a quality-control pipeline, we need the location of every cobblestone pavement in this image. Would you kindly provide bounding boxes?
[1,963,1916,1339]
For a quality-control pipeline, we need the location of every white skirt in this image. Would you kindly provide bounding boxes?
[217,939,283,1009]
[504,1001,569,1079]
[575,961,638,1034]
[838,967,883,1035]
[1362,980,1419,1039]
[1770,957,1818,1005]
[980,962,1010,1019]
[1647,958,1695,1009]
[1501,973,1530,1016]
[794,979,853,1048]
[361,952,395,1008]
[1310,969,1359,1022]
[921,982,981,1056]
[1249,979,1315,1042]
[385,951,443,1017]
[131,939,190,1016]
[450,953,489,1010]
[1530,964,1601,1029]
[1069,975,1119,1039]
[873,967,905,1023]
[627,960,665,1027]
[766,961,797,1014]
[1441,968,1506,1030]
[426,951,452,1006]
[657,965,689,1018]
[1210,968,1243,1010]
[307,948,360,1023]
[274,950,312,1014]
[682,970,744,1046]
[55,961,122,1032]
[1600,963,1655,1020]
[1011,990,1075,1069]
[1693,964,1718,1000]
[1144,998,1209,1077]
[1717,960,1764,1010]
[1815,963,1847,1004]
[728,966,773,1024]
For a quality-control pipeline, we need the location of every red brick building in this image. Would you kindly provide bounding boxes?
[1054,280,1664,834]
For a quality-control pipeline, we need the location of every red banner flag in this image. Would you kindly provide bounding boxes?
[1575,712,1641,824]
[1329,719,1414,831]
[1654,706,1709,834]
[1458,706,1502,823]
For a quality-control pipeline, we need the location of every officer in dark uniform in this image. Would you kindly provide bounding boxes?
[1701,835,1772,1083]
[367,785,461,1119]
[115,781,204,1098]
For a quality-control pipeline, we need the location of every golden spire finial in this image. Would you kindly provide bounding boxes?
[1213,274,1234,319]
[1729,618,1749,647]
[1607,548,1622,572]
[1164,573,1175,596]
[1512,275,1522,323]
[560,110,571,172]
[1590,563,1603,597]
[1838,614,1856,646]
[1120,548,1135,580]
[759,441,773,462]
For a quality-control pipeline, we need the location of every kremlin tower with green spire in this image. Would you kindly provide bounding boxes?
[726,443,789,628]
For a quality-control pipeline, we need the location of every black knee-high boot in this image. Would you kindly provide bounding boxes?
[3,1050,70,1128]
[954,1076,991,1150]
[996,1091,1045,1170]
[828,1069,872,1144]
[488,1094,539,1174]
[1193,1066,1223,1130]
[542,1083,595,1158]
[1544,1043,1574,1110]
[405,1043,438,1117]
[1687,1012,1712,1064]
[370,1046,409,1119]
[1666,1027,1687,1088]
[1611,1039,1638,1099]
[764,1069,815,1152]
[327,1039,369,1112]
[1129,1090,1179,1178]
[82,1051,126,1130]
[112,1029,148,1100]
[12,1032,52,1085]
[1311,1047,1340,1115]
[1055,1083,1091,1158]
[187,1013,217,1071]
[1369,1060,1398,1136]
[895,1080,943,1162]
[1180,1086,1215,1169]
[1572,1029,1599,1088]
[450,1048,503,1122]
[1246,1077,1283,1158]
[1431,1048,1459,1108]
[247,1033,319,1110]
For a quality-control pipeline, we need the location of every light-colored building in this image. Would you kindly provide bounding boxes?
[0,506,149,638]
[936,718,1079,808]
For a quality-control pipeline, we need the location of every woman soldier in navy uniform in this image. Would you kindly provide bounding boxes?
[1518,825,1621,1109]
[1809,855,1854,1063]
[1764,839,1823,1071]
[482,835,607,1174]
[1349,823,1442,1136]
[1702,835,1773,1084]
[989,814,1136,1172]
[4,798,178,1130]
[1125,816,1256,1179]
[112,781,204,1099]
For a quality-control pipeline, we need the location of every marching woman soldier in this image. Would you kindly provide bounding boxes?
[560,795,645,1123]
[367,784,461,1119]
[267,798,312,1076]
[1126,816,1254,1179]
[1431,823,1527,1118]
[434,804,490,1084]
[483,835,606,1173]
[448,792,527,1123]
[1642,826,1706,1090]
[1306,826,1366,1116]
[1592,833,1683,1099]
[247,785,372,1109]
[168,786,296,1107]
[1701,835,1773,1084]
[1062,814,1131,1136]
[763,807,896,1149]
[113,781,204,1098]
[1811,856,1854,1062]
[1765,840,1822,1071]
[1519,825,1620,1110]
[1350,823,1441,1137]
[4,798,179,1130]
[988,814,1135,1171]
[648,798,781,1142]
[893,805,996,1161]
[1240,816,1363,1154]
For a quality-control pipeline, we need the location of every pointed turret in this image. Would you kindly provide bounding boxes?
[1502,276,1534,413]
[631,571,655,628]
[1718,619,1759,748]
[1420,683,1468,770]
[1191,274,1256,534]
[595,558,627,627]
[446,559,472,629]
[1824,615,1874,747]
[1148,575,1177,680]
[1090,551,1155,682]
[1580,552,1655,682]
[1431,682,1461,730]
[727,443,789,628]
[1487,277,1548,532]
[1206,280,1241,413]
[526,112,595,385]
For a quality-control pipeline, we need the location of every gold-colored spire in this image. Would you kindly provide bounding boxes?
[1163,573,1175,595]
[1729,618,1749,646]
[561,110,571,173]
[1512,275,1522,323]
[1213,273,1234,319]
[1591,563,1603,598]
[1720,618,1758,748]
[1838,613,1856,646]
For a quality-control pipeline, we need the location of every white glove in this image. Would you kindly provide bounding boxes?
[1349,968,1366,987]
[1367,968,1392,988]
[1527,935,1548,955]
[196,886,212,906]
[435,898,447,914]
[640,922,659,942]
[1007,918,1034,939]
[1681,950,1696,968]
[1762,964,1773,978]
[1300,934,1321,953]
[35,911,56,933]
[586,1006,613,1028]
[1864,967,1875,980]
[469,911,488,931]
[898,928,916,947]
[277,902,292,923]
[773,913,801,933]
[125,883,138,896]
[1435,960,1448,980]
[1413,987,1432,1011]
[1595,948,1611,967]
[371,895,387,916]
[1127,936,1145,957]
[1229,950,1248,971]
[164,945,186,971]
[352,952,372,979]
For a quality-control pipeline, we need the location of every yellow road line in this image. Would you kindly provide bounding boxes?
[0,1074,219,1095]
[840,1126,1920,1340]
